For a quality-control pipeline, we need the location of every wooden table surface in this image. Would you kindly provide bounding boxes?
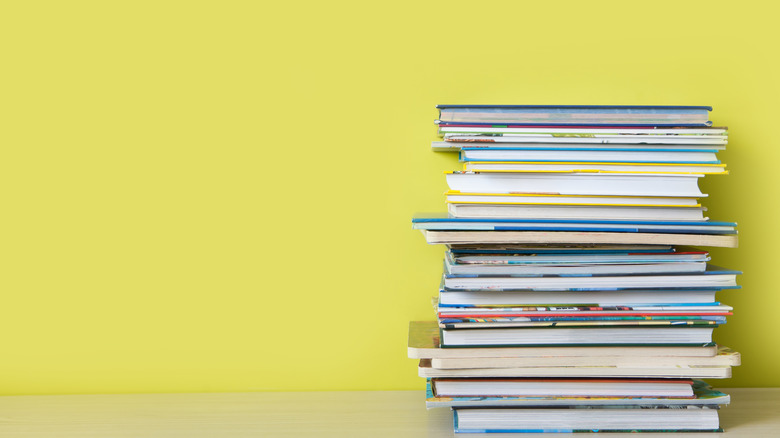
[0,388,778,437]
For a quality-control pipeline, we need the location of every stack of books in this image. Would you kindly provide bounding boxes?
[409,105,741,433]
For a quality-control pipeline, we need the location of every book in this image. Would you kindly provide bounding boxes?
[450,248,709,263]
[407,321,719,359]
[431,346,740,369]
[418,223,735,235]
[436,305,733,318]
[431,378,696,398]
[436,105,713,126]
[438,318,726,330]
[423,230,739,248]
[439,326,716,347]
[447,203,707,221]
[441,266,739,290]
[444,253,707,276]
[419,359,732,379]
[458,148,720,163]
[432,141,727,151]
[413,216,737,234]
[446,171,705,197]
[451,406,721,433]
[437,125,727,136]
[445,192,702,207]
[437,289,723,306]
[425,379,730,408]
[449,244,677,253]
[444,134,725,145]
[463,161,727,174]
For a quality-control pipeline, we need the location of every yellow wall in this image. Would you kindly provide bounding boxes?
[0,1,776,394]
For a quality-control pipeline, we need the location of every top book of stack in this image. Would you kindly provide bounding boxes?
[436,105,714,127]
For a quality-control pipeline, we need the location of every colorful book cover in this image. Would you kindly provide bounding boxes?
[426,379,728,409]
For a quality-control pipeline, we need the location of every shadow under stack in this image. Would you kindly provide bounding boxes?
[409,105,740,433]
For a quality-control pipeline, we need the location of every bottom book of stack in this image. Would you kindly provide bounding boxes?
[409,321,736,433]
[451,405,721,433]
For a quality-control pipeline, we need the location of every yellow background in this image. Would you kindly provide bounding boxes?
[0,1,776,394]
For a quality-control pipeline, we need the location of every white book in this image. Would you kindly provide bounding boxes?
[446,172,705,197]
[445,192,701,206]
[447,203,706,221]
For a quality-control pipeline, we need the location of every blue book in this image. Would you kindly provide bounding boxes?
[412,215,738,235]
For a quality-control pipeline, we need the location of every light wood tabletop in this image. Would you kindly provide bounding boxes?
[0,388,777,437]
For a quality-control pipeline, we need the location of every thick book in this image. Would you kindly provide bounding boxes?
[407,321,718,360]
[451,406,721,433]
[436,105,713,126]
